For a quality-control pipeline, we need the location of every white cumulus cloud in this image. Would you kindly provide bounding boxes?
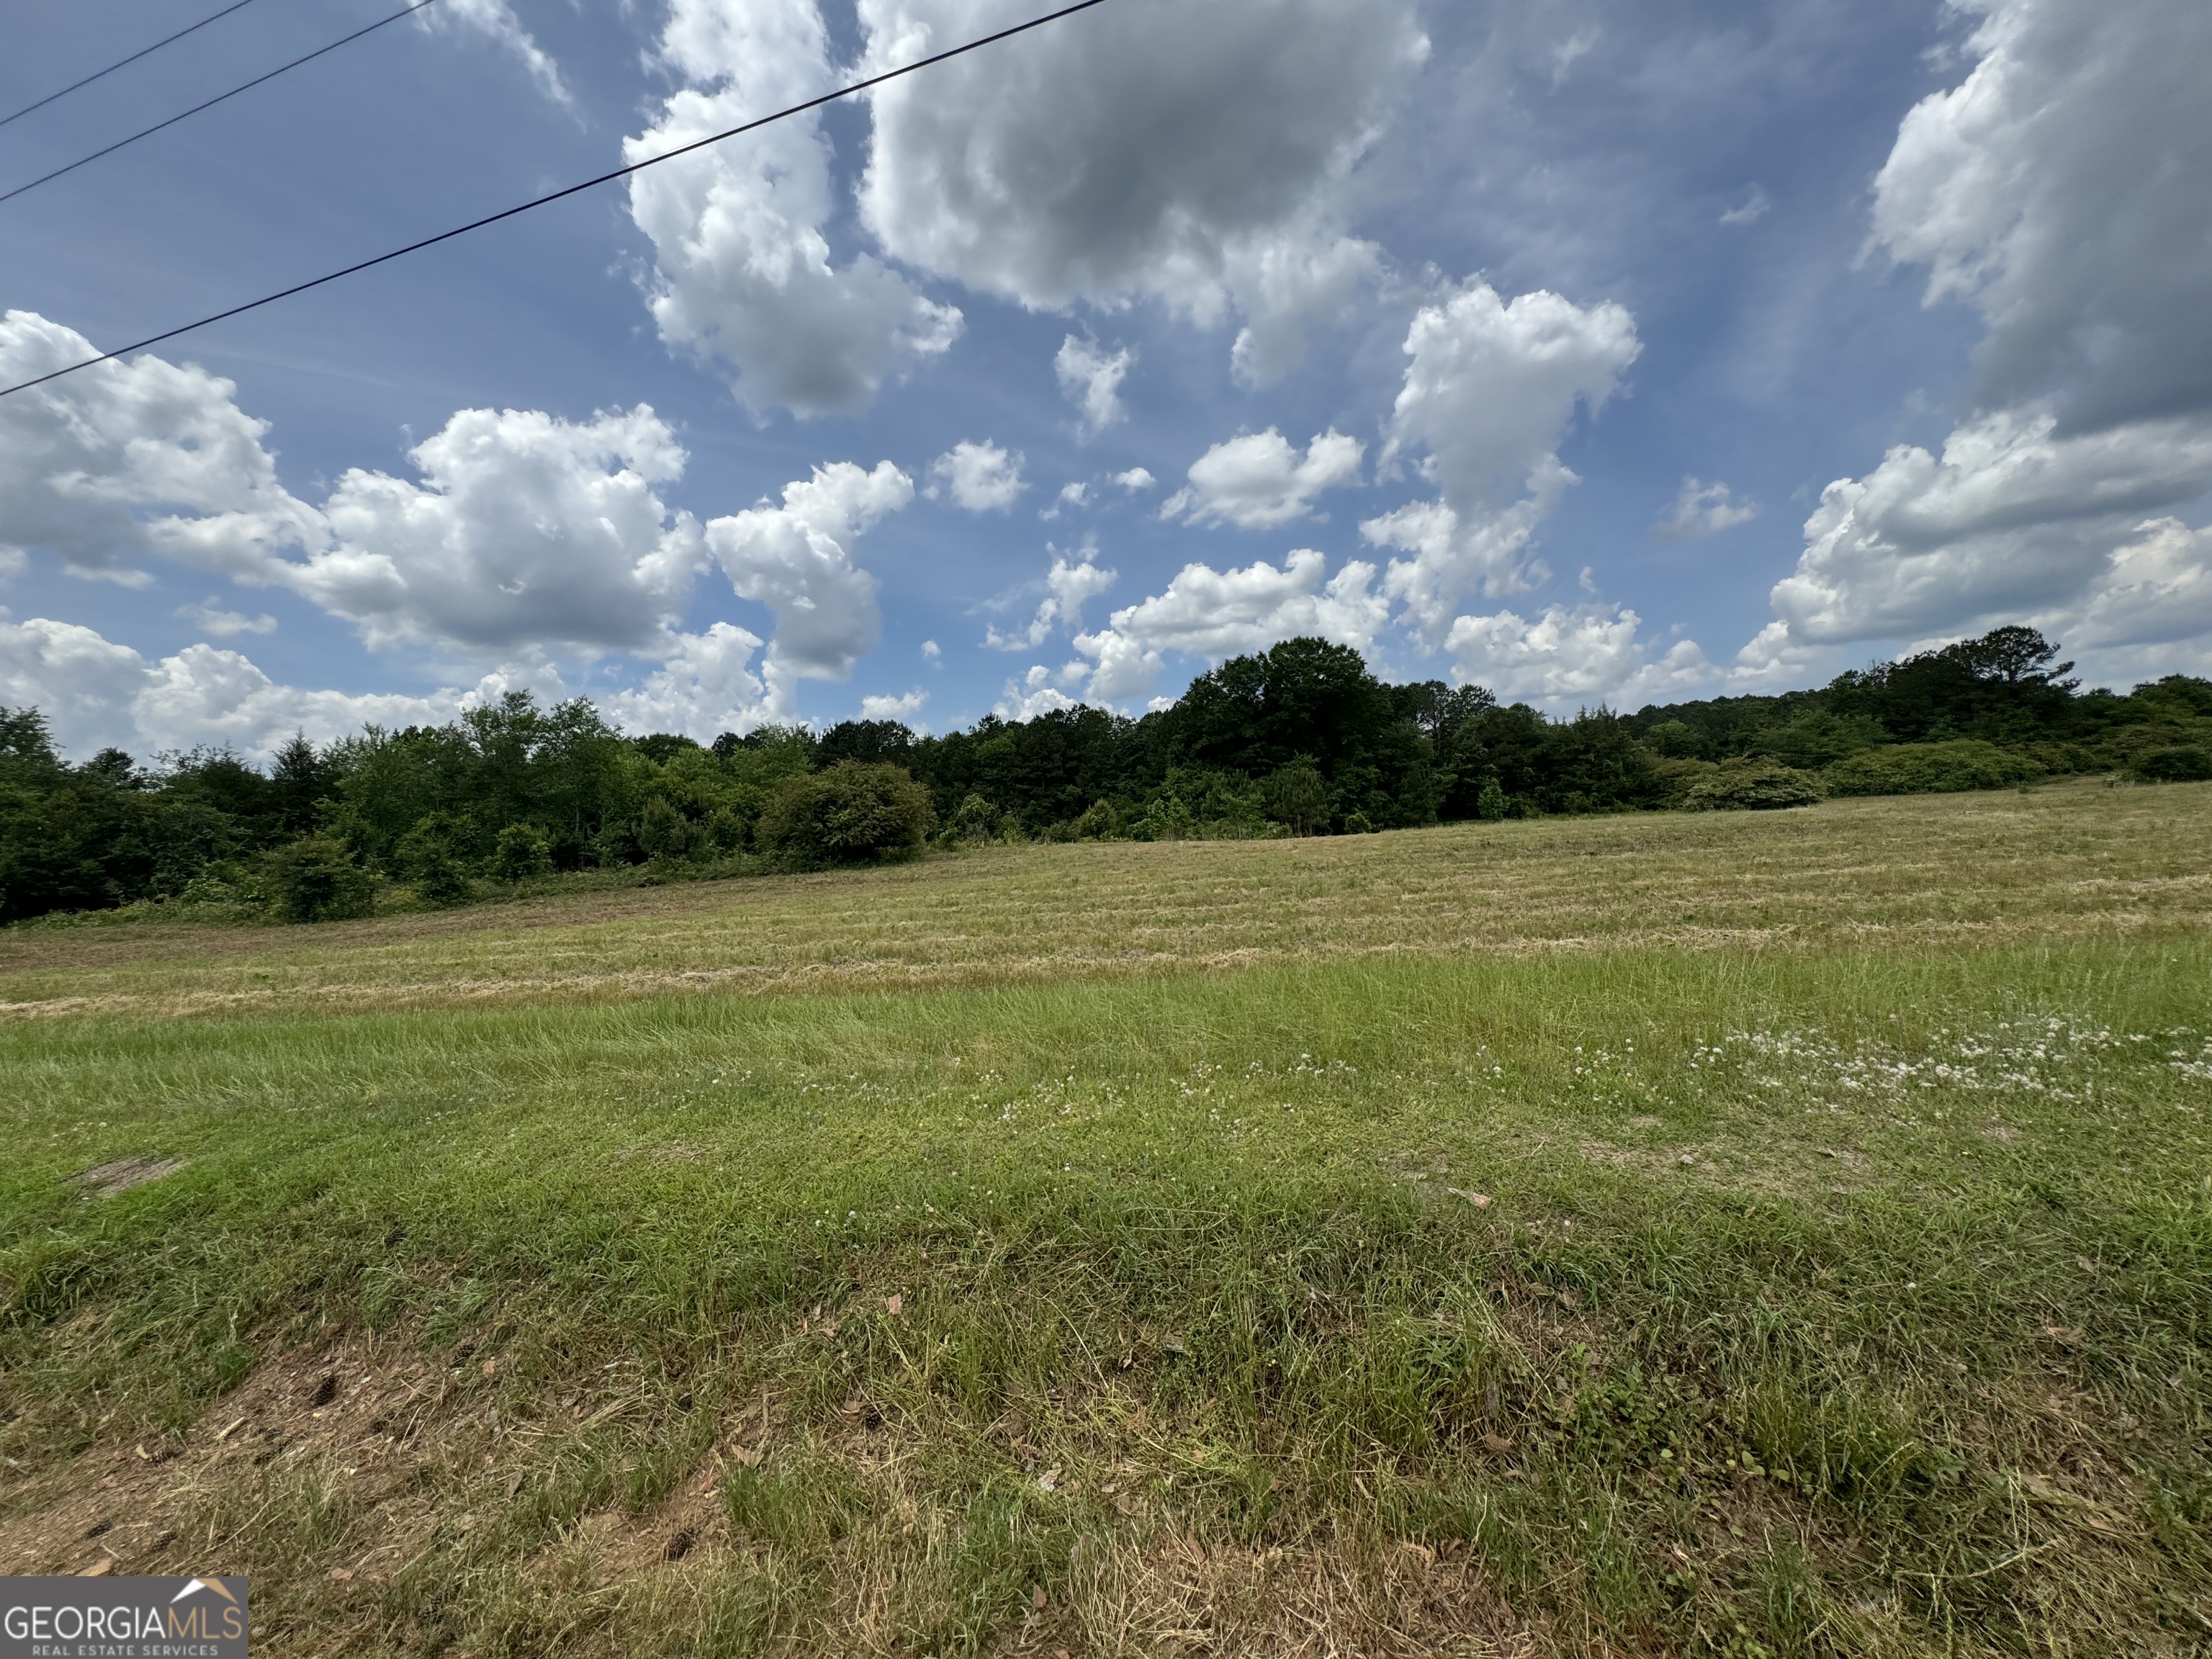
[1,309,932,744]
[857,0,1427,381]
[1768,410,2212,647]
[1758,0,2212,666]
[178,601,276,637]
[703,460,912,712]
[1072,549,1387,703]
[0,613,462,760]
[859,687,928,721]
[986,547,1116,650]
[624,0,961,417]
[927,439,1025,511]
[300,404,707,654]
[1362,279,1642,641]
[0,310,323,584]
[994,665,1083,721]
[1445,603,1713,709]
[599,624,771,740]
[1163,428,1364,530]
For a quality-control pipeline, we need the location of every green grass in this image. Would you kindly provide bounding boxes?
[3,790,2211,1656]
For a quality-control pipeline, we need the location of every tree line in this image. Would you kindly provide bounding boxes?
[3,627,2208,925]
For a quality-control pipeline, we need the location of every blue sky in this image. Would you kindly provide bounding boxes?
[3,0,2208,757]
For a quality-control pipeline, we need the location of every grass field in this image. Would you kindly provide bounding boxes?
[3,779,2209,1657]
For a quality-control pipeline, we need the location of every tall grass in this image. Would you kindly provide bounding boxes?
[4,941,2209,1654]
[3,783,2209,1654]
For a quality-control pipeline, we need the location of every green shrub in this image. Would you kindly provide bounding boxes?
[1823,739,2041,796]
[2132,745,2212,782]
[636,795,693,860]
[1475,775,1507,822]
[395,813,474,907]
[490,822,554,881]
[1132,794,1197,842]
[1681,758,1825,811]
[944,792,1009,845]
[262,836,377,922]
[1066,799,1120,841]
[703,805,747,854]
[754,763,934,863]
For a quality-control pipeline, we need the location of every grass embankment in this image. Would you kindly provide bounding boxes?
[2,780,2209,1657]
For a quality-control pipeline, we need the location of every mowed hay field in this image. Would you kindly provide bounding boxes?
[1,780,2209,1658]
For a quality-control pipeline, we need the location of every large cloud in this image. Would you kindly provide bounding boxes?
[299,405,707,653]
[703,461,912,709]
[599,624,772,739]
[2,308,921,742]
[1758,0,2212,663]
[857,0,1427,382]
[624,0,961,417]
[1163,428,1364,530]
[0,310,323,584]
[0,614,459,759]
[1445,603,1712,708]
[1868,0,2212,431]
[1071,549,1387,702]
[1770,410,2212,645]
[1362,280,1641,639]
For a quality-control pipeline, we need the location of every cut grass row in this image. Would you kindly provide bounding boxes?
[5,939,2210,1655]
[4,778,2209,1022]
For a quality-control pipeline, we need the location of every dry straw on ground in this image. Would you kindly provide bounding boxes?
[3,779,2206,1022]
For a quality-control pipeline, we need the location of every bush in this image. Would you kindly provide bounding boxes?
[2132,745,2212,782]
[1681,758,1825,811]
[1475,775,1507,822]
[1823,740,2042,796]
[636,795,693,860]
[1066,799,1120,841]
[491,822,554,881]
[1132,794,1197,842]
[263,836,377,922]
[943,792,1010,845]
[395,813,474,907]
[755,763,935,863]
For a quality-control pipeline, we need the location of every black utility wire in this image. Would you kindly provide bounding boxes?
[0,0,1110,400]
[2,0,445,206]
[0,0,267,130]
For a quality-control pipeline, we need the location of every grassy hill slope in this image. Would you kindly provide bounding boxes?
[3,781,2208,1657]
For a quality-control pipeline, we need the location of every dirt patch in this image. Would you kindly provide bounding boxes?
[0,1331,764,1617]
[0,1332,445,1578]
[71,1156,184,1197]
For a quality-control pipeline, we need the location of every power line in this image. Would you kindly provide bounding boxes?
[0,0,268,130]
[3,0,446,207]
[0,0,1112,402]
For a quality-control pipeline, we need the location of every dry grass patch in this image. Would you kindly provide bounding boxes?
[4,780,2208,1022]
[1056,1532,1535,1658]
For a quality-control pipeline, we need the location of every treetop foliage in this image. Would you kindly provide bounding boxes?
[2,628,2207,925]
